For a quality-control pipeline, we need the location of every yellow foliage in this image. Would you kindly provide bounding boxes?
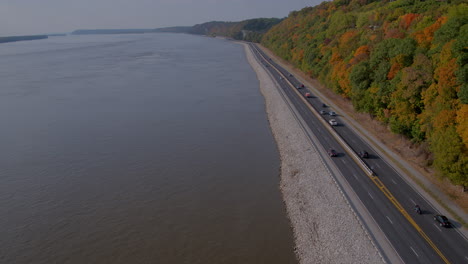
[331,61,352,96]
[433,109,456,129]
[329,47,342,64]
[456,105,468,149]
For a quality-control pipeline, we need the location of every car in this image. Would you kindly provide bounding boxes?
[289,73,293,77]
[329,111,336,116]
[296,85,302,89]
[434,215,451,227]
[328,149,337,157]
[359,151,369,158]
[300,84,305,88]
[279,76,283,80]
[305,93,312,98]
[320,110,327,115]
[329,119,338,126]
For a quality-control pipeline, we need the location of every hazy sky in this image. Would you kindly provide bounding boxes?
[0,0,323,36]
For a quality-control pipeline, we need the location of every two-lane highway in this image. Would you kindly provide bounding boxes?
[249,43,468,263]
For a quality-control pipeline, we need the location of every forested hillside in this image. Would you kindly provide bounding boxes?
[187,18,282,42]
[262,0,467,187]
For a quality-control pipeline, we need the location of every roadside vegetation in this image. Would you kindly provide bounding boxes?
[262,0,468,190]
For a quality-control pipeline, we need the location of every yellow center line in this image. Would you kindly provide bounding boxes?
[251,44,451,264]
[371,177,450,264]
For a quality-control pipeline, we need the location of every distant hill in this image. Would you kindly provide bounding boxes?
[71,29,153,35]
[153,18,283,42]
[70,18,282,42]
[0,35,48,44]
[152,26,192,33]
[262,0,468,186]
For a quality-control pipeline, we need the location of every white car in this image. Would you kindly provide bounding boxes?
[329,119,338,126]
[329,111,336,116]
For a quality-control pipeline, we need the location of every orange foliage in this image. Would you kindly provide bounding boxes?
[340,30,358,44]
[435,58,459,99]
[331,61,352,96]
[385,28,405,39]
[387,54,406,80]
[434,41,459,101]
[350,45,369,65]
[318,9,327,17]
[399,13,420,30]
[329,47,342,64]
[387,62,402,80]
[413,17,447,46]
[354,45,369,55]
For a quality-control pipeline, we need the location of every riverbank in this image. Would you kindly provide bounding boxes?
[0,35,48,44]
[240,43,384,263]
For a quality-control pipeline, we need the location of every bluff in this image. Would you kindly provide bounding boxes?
[262,0,467,187]
[154,18,282,42]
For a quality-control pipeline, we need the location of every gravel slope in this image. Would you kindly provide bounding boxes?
[242,43,384,264]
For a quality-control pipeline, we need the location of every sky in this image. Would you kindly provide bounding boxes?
[0,0,324,36]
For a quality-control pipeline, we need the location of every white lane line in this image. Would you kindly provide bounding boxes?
[391,179,397,185]
[410,247,419,257]
[342,159,347,164]
[410,198,416,205]
[433,224,442,232]
[386,216,393,224]
[352,173,359,180]
[465,256,468,261]
[368,192,374,199]
[375,163,381,169]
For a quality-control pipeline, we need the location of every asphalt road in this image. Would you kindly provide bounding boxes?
[249,43,468,264]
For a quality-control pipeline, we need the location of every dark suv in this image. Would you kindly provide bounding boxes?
[328,149,337,157]
[433,215,451,227]
[359,151,369,159]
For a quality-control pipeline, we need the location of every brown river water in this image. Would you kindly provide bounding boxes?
[0,33,297,263]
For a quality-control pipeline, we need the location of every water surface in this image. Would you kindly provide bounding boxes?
[0,34,297,264]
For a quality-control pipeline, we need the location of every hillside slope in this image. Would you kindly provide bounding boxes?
[262,0,467,188]
[154,18,282,42]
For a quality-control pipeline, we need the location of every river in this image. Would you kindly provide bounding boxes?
[0,33,297,263]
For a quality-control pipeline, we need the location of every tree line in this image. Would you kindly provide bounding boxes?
[262,0,467,188]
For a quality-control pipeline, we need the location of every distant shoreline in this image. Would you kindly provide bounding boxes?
[0,35,48,44]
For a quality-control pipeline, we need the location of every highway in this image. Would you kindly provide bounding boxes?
[248,43,468,264]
